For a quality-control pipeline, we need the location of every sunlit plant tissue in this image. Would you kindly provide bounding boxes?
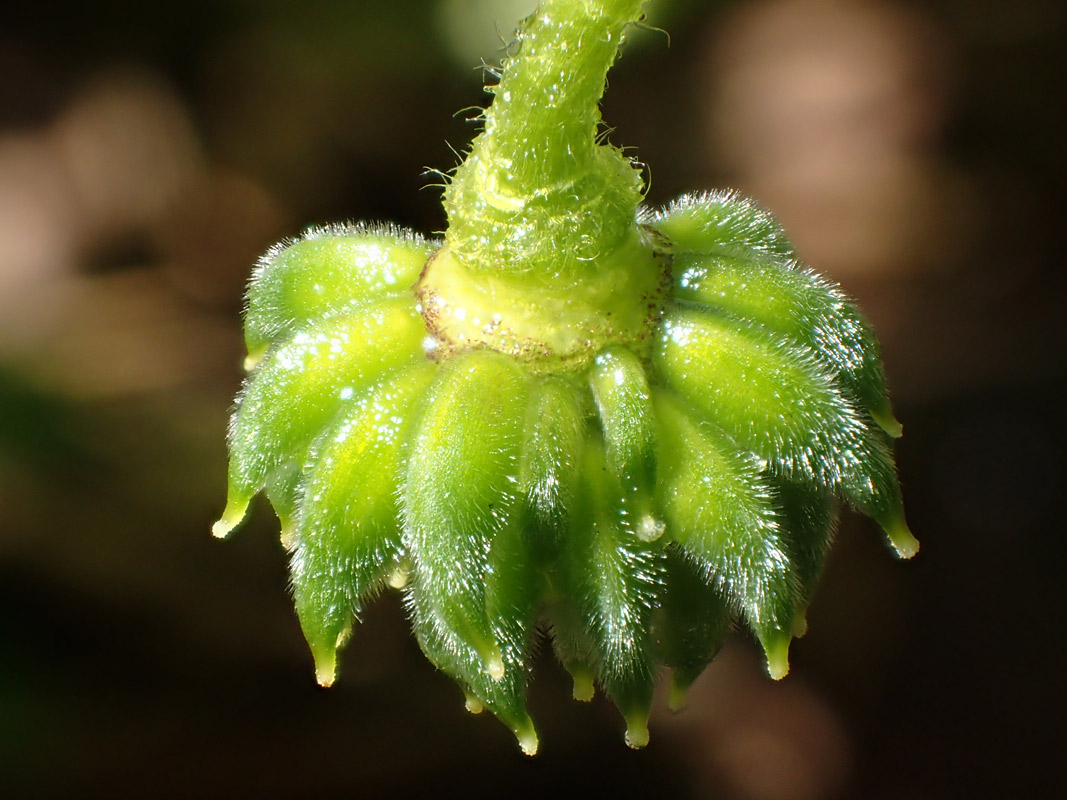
[214,0,917,755]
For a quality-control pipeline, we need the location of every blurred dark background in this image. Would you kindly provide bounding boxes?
[1,0,1064,797]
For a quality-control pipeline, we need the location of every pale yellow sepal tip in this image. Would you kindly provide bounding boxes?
[385,563,410,590]
[624,714,650,749]
[243,349,266,372]
[485,652,505,682]
[212,494,250,539]
[889,523,920,560]
[873,408,904,439]
[335,626,353,650]
[876,504,920,558]
[211,501,249,540]
[667,676,689,712]
[315,659,336,688]
[571,669,595,702]
[636,514,666,542]
[517,727,539,757]
[763,633,792,681]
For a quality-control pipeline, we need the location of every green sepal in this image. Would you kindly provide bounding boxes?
[653,390,798,678]
[243,225,434,368]
[290,362,436,687]
[654,304,911,554]
[518,376,594,702]
[264,465,302,549]
[520,377,593,701]
[214,296,426,538]
[402,350,537,753]
[656,303,862,493]
[485,500,541,745]
[670,248,899,437]
[859,445,919,559]
[773,479,838,637]
[562,438,664,747]
[518,374,589,557]
[544,598,599,703]
[647,191,797,262]
[655,547,732,710]
[589,345,663,542]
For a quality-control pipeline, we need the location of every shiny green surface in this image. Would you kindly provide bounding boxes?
[293,363,436,685]
[245,224,434,368]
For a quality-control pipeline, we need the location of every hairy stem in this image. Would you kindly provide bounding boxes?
[443,0,649,277]
[476,0,647,185]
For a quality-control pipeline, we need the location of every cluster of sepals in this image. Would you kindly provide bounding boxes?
[214,190,917,755]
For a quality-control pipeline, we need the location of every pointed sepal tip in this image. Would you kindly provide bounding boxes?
[243,349,266,373]
[485,649,506,682]
[464,692,484,715]
[872,406,904,439]
[385,562,410,590]
[667,674,690,712]
[882,514,920,559]
[314,652,337,688]
[624,711,650,750]
[517,726,539,757]
[761,630,792,680]
[570,667,595,702]
[278,523,296,551]
[211,497,249,540]
[636,513,666,542]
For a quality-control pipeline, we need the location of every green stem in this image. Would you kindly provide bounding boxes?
[443,0,649,277]
[476,0,648,186]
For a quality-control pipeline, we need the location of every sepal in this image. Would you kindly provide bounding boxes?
[773,479,838,637]
[653,391,799,677]
[561,438,665,746]
[655,548,732,710]
[402,350,538,752]
[589,346,663,542]
[216,296,426,537]
[671,249,900,437]
[518,375,588,554]
[244,224,434,368]
[290,362,436,685]
[646,191,796,261]
[654,304,912,557]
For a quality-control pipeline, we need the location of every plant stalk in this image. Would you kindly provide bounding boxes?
[443,0,650,277]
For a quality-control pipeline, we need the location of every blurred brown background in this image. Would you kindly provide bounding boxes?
[1,0,1063,797]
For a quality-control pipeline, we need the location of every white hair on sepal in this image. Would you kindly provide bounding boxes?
[298,220,437,246]
[244,220,436,297]
[642,190,797,260]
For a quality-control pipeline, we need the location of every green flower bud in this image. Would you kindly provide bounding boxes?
[215,0,916,754]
